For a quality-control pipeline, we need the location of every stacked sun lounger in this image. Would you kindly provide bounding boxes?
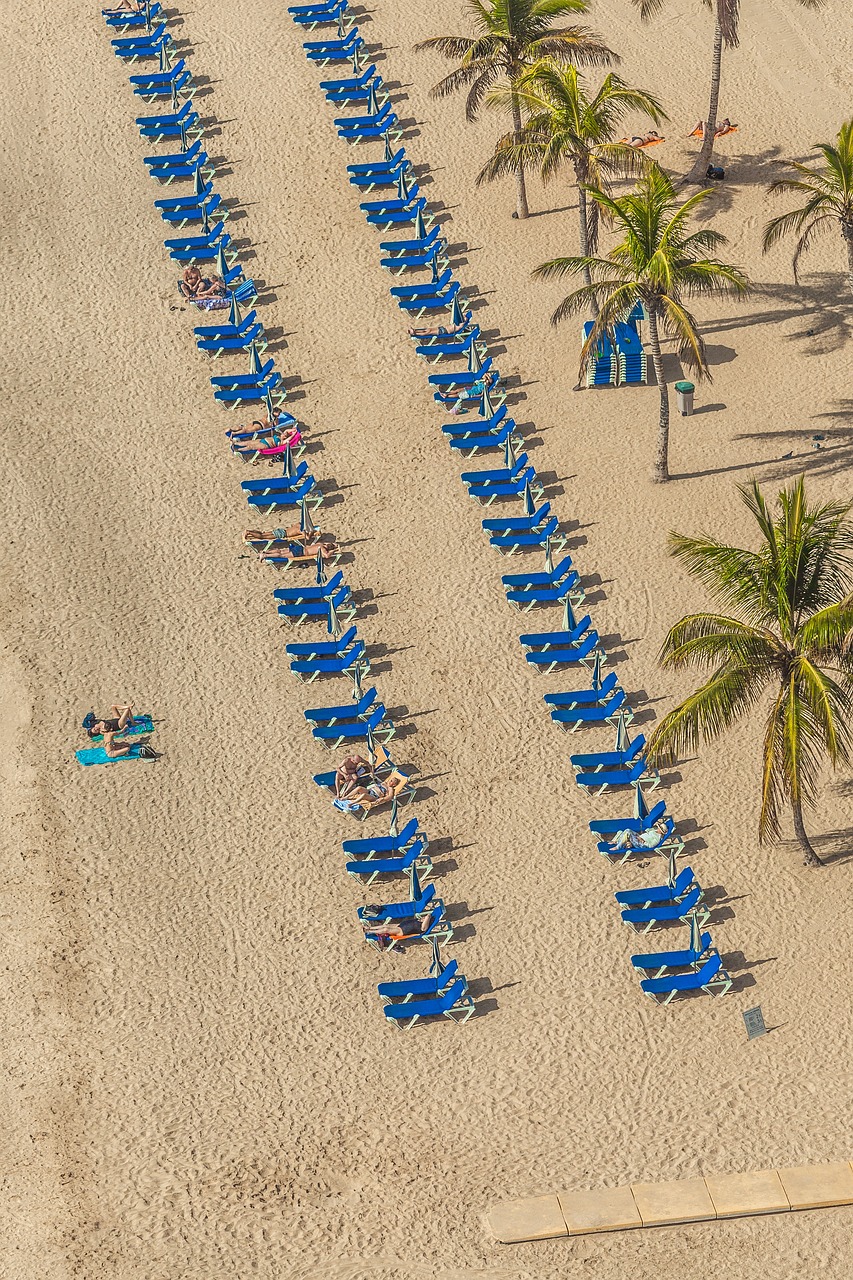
[614,321,647,384]
[581,321,617,387]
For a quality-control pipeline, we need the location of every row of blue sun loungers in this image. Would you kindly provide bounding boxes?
[281,0,737,1006]
[103,4,473,1029]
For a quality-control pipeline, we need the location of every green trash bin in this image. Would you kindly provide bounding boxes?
[675,380,695,416]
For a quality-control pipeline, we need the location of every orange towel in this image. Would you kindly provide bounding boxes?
[715,123,738,138]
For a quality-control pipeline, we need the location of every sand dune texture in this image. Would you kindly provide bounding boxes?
[2,0,853,1277]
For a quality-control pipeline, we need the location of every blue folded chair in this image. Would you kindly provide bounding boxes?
[303,685,376,725]
[631,933,714,978]
[640,952,732,1004]
[278,585,353,625]
[286,624,358,659]
[342,818,423,856]
[346,837,432,888]
[377,956,458,1001]
[581,320,617,387]
[357,884,438,927]
[621,885,708,935]
[313,703,394,748]
[291,641,367,682]
[615,865,697,909]
[550,687,626,731]
[382,977,475,1028]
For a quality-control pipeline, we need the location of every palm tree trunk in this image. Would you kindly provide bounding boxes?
[510,88,530,220]
[842,220,853,299]
[647,308,670,482]
[792,795,824,867]
[686,10,724,184]
[577,186,599,317]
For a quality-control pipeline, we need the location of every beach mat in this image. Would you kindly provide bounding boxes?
[87,714,155,741]
[76,743,149,766]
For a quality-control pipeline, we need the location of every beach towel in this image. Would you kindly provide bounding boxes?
[333,797,361,812]
[76,743,148,766]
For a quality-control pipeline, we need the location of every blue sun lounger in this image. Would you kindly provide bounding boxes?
[622,886,703,933]
[582,320,617,387]
[304,686,376,726]
[291,0,348,27]
[520,617,592,651]
[462,453,531,491]
[241,464,310,496]
[363,905,451,952]
[342,818,423,857]
[505,570,583,611]
[138,108,200,142]
[274,569,345,603]
[442,404,506,438]
[429,358,495,391]
[523,630,598,672]
[159,194,223,227]
[414,322,479,361]
[365,195,427,229]
[129,56,188,88]
[484,500,552,531]
[550,687,626,731]
[278,585,352,625]
[466,466,540,507]
[212,358,276,389]
[377,956,458,1001]
[286,624,358,659]
[640,952,733,1003]
[350,159,411,196]
[589,799,666,839]
[346,837,433,888]
[145,137,204,169]
[597,816,683,864]
[112,23,170,53]
[289,0,343,15]
[104,2,162,28]
[383,977,474,1028]
[614,320,647,384]
[215,374,284,409]
[381,226,445,262]
[631,933,714,978]
[571,733,647,775]
[324,64,378,97]
[490,517,563,554]
[135,97,195,130]
[364,198,425,229]
[544,670,619,711]
[335,100,394,133]
[397,280,460,317]
[291,641,367,683]
[168,231,233,264]
[154,180,214,211]
[246,477,321,514]
[149,155,213,186]
[390,265,452,300]
[303,27,362,57]
[501,553,574,590]
[449,420,521,459]
[76,743,152,765]
[327,73,385,106]
[131,68,191,100]
[358,884,438,927]
[576,756,657,795]
[313,703,394,749]
[197,320,265,358]
[615,865,697,909]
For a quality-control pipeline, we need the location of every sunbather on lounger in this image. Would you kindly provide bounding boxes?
[179,266,228,309]
[335,753,373,797]
[434,371,500,413]
[257,536,337,562]
[610,819,669,851]
[362,916,425,950]
[407,316,471,338]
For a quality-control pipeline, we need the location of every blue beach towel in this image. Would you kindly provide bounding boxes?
[84,715,155,742]
[75,743,149,766]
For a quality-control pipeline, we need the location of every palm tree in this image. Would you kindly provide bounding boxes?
[631,0,825,183]
[533,166,750,481]
[763,120,853,299]
[646,477,853,867]
[477,62,667,294]
[415,0,615,220]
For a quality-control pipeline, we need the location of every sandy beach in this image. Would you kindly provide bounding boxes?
[2,0,853,1276]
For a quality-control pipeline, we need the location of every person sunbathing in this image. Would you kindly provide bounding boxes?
[179,266,226,305]
[335,753,373,797]
[688,118,738,139]
[84,704,134,738]
[362,916,428,950]
[228,424,302,463]
[609,819,670,851]
[256,535,338,563]
[433,371,500,412]
[408,314,472,338]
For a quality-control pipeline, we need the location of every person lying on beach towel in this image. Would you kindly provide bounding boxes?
[83,704,135,739]
[178,266,228,310]
[620,131,665,149]
[688,118,738,139]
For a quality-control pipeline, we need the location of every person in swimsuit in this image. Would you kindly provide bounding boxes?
[84,705,161,759]
[179,266,226,303]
